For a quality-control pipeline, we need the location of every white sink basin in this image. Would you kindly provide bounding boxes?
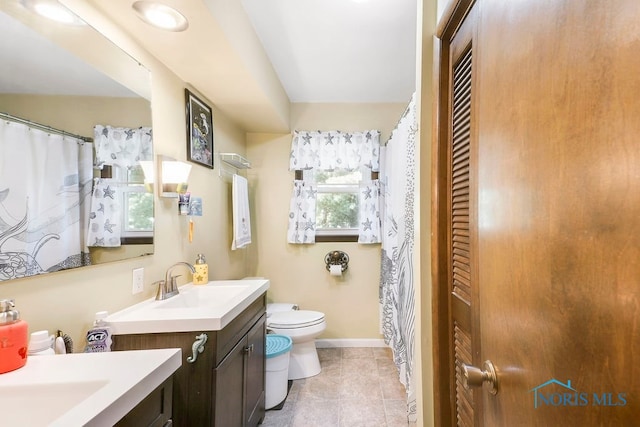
[154,285,249,310]
[0,349,181,426]
[0,380,108,425]
[106,279,270,334]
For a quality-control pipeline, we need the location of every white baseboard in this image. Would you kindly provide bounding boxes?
[315,338,387,348]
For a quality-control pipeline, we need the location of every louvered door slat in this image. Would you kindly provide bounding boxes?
[454,323,474,427]
[452,163,469,179]
[450,46,473,305]
[450,45,475,427]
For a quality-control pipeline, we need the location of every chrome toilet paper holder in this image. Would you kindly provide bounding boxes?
[325,250,349,273]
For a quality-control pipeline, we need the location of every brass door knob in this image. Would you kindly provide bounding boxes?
[462,360,498,395]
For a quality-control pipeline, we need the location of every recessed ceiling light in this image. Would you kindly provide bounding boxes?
[21,0,86,26]
[132,1,188,32]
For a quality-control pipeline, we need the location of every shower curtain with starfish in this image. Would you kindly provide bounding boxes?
[0,119,93,281]
[379,93,417,421]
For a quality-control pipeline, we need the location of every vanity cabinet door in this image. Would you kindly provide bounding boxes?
[245,314,266,427]
[112,331,213,427]
[212,313,265,427]
[213,335,245,426]
[115,377,173,427]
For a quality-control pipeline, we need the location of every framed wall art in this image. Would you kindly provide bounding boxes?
[185,89,214,168]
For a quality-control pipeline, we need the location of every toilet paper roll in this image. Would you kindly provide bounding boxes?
[329,265,342,276]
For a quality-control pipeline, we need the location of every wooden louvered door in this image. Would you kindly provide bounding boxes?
[448,7,482,427]
[434,0,640,425]
[444,3,480,426]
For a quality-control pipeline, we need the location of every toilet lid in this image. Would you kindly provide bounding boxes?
[268,310,325,329]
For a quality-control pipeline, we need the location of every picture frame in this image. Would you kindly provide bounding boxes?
[185,89,214,169]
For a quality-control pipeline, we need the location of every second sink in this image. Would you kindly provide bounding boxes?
[105,279,270,334]
[154,285,252,309]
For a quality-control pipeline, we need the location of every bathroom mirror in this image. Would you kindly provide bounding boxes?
[0,2,154,281]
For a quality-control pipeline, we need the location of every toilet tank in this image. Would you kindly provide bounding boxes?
[240,278,299,315]
[266,303,298,315]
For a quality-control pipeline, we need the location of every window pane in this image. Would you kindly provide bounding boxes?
[313,169,362,185]
[127,165,145,184]
[316,192,358,229]
[126,192,154,231]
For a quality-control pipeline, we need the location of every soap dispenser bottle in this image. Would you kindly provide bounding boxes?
[0,299,28,374]
[193,253,209,285]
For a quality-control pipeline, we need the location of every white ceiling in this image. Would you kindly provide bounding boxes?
[240,0,417,103]
[89,0,417,132]
[0,10,137,97]
[23,0,418,131]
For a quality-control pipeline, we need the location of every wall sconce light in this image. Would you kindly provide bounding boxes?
[139,160,155,193]
[139,155,193,199]
[139,156,192,198]
[158,155,192,198]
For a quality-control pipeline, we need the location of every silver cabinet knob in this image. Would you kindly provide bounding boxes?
[462,360,498,395]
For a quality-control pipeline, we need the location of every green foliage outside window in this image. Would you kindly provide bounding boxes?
[126,192,154,231]
[317,193,358,229]
[314,169,361,230]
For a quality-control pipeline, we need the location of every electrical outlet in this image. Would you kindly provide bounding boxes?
[132,267,144,294]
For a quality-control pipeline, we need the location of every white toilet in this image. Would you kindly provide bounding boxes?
[266,303,326,380]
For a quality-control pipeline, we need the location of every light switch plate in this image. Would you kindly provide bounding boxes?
[132,267,144,294]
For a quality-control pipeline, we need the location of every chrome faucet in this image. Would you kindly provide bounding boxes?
[154,262,196,300]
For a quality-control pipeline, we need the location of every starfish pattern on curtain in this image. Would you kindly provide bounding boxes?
[87,125,152,247]
[287,130,381,244]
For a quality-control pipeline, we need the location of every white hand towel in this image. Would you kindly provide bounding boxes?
[231,174,251,249]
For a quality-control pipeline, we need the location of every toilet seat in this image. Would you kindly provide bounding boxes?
[267,310,325,329]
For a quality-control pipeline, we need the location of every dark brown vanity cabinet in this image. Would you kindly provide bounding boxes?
[112,294,266,427]
[213,313,265,426]
[115,377,173,427]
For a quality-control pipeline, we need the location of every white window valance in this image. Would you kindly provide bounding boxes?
[94,125,153,169]
[289,130,380,172]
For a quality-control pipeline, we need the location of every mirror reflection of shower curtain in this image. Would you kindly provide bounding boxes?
[0,120,93,281]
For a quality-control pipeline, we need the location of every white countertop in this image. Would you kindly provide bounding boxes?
[105,279,270,335]
[0,349,181,426]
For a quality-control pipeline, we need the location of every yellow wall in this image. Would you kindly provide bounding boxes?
[0,94,151,135]
[246,102,406,339]
[0,6,248,352]
[415,0,438,424]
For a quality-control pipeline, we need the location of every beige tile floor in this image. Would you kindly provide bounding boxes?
[261,347,409,427]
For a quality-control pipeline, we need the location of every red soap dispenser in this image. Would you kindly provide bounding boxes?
[0,299,28,374]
